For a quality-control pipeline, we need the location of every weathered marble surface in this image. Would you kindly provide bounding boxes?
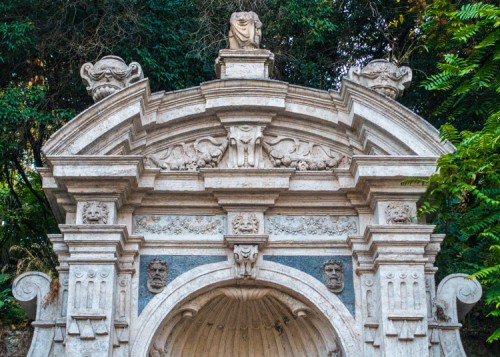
[17,14,477,357]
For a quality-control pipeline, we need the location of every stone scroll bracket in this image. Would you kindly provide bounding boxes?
[13,272,57,357]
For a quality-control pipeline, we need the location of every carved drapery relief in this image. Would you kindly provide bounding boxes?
[228,12,262,49]
[80,55,143,102]
[82,201,109,224]
[133,215,225,235]
[144,136,228,171]
[263,136,349,170]
[322,259,344,293]
[232,213,259,234]
[234,244,258,279]
[266,215,358,236]
[348,59,412,99]
[228,126,264,168]
[384,202,413,224]
[147,259,168,294]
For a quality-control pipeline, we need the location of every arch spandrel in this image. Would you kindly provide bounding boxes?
[132,261,362,357]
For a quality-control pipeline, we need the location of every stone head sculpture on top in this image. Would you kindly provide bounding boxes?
[228,11,262,49]
[80,55,144,102]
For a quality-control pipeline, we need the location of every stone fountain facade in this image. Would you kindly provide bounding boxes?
[13,13,481,357]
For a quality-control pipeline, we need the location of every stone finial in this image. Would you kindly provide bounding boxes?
[80,55,143,102]
[347,59,412,98]
[228,12,262,49]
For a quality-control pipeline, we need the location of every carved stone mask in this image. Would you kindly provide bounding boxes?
[233,213,259,234]
[147,259,168,294]
[82,201,109,224]
[322,260,344,293]
[385,203,412,224]
[80,55,143,102]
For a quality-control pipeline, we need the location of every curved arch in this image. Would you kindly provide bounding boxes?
[131,260,362,356]
[42,78,453,157]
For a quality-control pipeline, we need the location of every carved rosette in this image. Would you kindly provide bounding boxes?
[234,244,258,279]
[82,201,109,224]
[348,59,412,98]
[80,55,143,102]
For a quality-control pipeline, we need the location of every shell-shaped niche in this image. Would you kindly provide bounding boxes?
[149,287,341,357]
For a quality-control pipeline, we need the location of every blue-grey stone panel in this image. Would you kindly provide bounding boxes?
[263,255,355,315]
[138,255,227,314]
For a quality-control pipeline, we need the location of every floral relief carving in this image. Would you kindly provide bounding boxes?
[262,136,350,171]
[384,202,413,224]
[144,136,228,171]
[82,201,109,224]
[134,215,225,235]
[266,215,358,236]
[232,213,259,234]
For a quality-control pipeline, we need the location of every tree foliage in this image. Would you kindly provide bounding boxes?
[420,1,499,130]
[413,0,500,342]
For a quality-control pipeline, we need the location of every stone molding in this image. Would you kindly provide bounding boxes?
[41,78,453,158]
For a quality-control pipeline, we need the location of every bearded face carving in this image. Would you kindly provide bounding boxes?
[147,259,168,294]
[80,55,143,102]
[82,201,109,224]
[228,12,262,49]
[322,259,344,293]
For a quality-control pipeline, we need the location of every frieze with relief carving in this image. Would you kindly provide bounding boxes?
[134,215,226,235]
[144,136,228,171]
[266,215,358,236]
[262,136,350,170]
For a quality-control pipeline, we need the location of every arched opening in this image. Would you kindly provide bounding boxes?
[131,261,362,357]
[150,287,341,356]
